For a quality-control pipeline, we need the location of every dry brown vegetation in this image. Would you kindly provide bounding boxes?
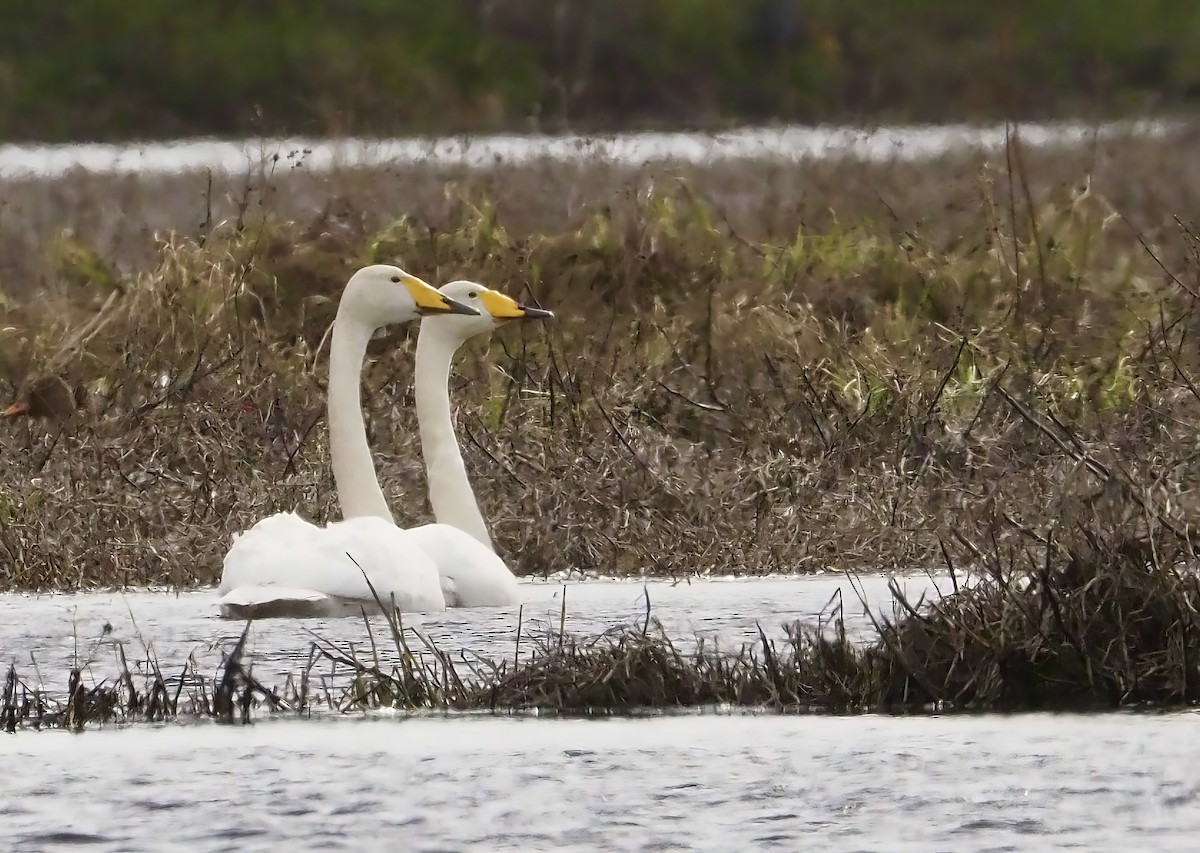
[0,127,1199,601]
[319,528,1200,713]
[4,126,1200,722]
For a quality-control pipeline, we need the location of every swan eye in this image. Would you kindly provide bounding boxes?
[390,275,401,283]
[468,291,478,299]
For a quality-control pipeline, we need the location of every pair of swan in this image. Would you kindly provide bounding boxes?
[216,265,551,618]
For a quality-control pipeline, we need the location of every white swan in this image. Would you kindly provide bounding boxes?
[216,264,479,619]
[400,281,553,607]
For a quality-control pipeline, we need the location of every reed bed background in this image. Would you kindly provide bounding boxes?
[2,127,1199,593]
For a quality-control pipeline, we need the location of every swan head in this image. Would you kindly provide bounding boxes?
[427,280,553,340]
[342,265,479,326]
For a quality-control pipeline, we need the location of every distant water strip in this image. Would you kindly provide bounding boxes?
[0,119,1176,180]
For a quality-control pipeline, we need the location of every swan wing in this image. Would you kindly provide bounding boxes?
[220,514,446,614]
[219,512,322,593]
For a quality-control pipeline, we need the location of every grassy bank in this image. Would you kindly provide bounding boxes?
[2,1,1198,141]
[1,131,1200,591]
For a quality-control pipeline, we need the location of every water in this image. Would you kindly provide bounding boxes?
[0,120,1175,179]
[4,712,1197,851]
[0,575,936,696]
[3,576,1195,850]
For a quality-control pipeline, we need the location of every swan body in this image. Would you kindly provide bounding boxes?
[404,521,520,607]
[400,281,553,607]
[218,512,446,616]
[216,265,479,619]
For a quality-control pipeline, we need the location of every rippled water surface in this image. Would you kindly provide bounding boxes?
[0,119,1174,178]
[3,577,1196,850]
[6,713,1198,851]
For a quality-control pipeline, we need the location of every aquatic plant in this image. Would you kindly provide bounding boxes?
[0,621,284,731]
[6,522,1200,731]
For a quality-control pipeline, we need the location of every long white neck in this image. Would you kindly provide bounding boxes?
[414,325,494,549]
[328,306,394,522]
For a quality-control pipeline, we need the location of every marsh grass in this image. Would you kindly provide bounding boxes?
[314,522,1200,715]
[2,130,1200,592]
[7,516,1200,731]
[3,626,204,732]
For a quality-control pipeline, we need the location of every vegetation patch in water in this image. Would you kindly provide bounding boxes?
[5,524,1200,732]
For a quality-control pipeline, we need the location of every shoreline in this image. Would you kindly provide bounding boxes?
[3,552,1196,732]
[0,568,918,598]
[0,118,1181,180]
